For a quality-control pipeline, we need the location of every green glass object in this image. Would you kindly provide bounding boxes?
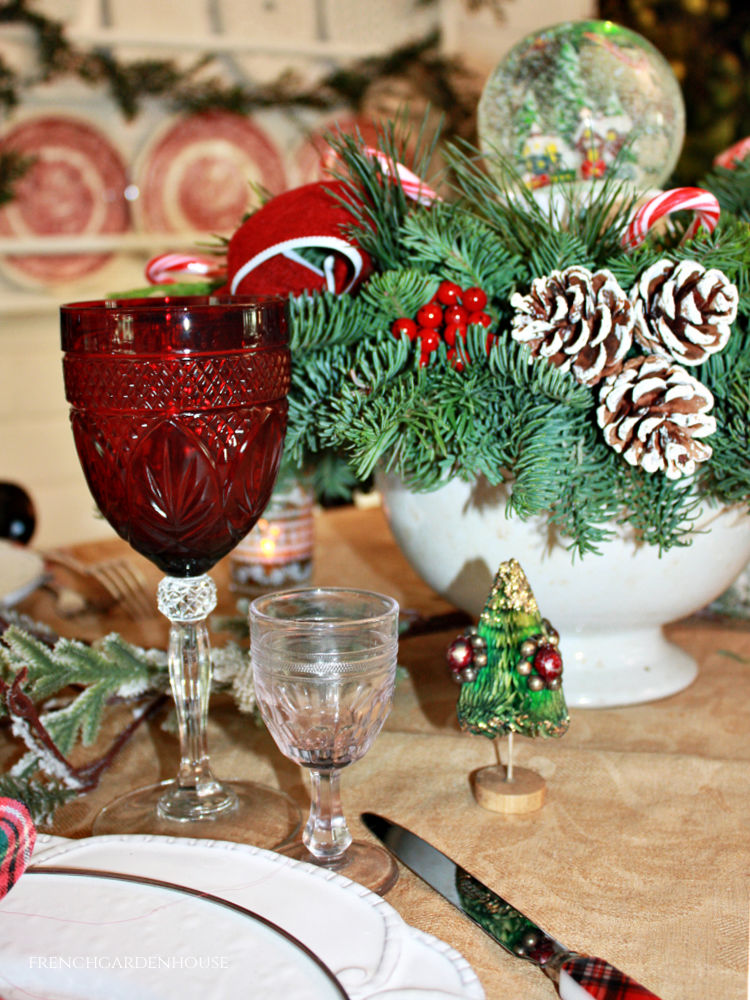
[456,559,569,739]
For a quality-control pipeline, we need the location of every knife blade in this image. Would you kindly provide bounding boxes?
[361,812,662,1000]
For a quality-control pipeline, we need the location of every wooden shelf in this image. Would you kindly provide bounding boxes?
[67,27,391,60]
[0,232,215,256]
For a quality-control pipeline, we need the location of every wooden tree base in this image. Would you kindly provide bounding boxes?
[471,764,547,814]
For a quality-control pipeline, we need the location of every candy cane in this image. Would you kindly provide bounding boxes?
[145,252,226,285]
[714,137,750,169]
[362,147,440,206]
[622,188,720,249]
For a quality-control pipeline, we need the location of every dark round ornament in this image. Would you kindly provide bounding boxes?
[521,930,540,950]
[533,644,563,682]
[473,651,488,669]
[446,636,473,673]
[547,676,562,691]
[460,666,477,683]
[527,674,545,692]
[516,658,532,676]
[0,482,36,544]
[469,634,486,651]
[542,618,560,646]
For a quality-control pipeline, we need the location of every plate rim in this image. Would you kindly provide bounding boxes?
[0,541,45,607]
[30,832,485,999]
[21,865,349,999]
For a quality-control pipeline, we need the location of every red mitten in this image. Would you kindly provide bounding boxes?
[226,181,371,296]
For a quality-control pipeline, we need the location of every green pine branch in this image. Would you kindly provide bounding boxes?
[289,290,367,352]
[701,158,750,223]
[0,772,76,826]
[326,116,442,270]
[399,204,523,298]
[359,269,440,327]
[278,130,750,555]
[0,628,163,754]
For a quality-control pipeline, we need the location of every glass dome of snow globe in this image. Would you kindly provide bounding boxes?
[477,20,685,206]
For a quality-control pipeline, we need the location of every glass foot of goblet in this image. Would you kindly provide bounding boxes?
[92,779,301,849]
[280,839,398,896]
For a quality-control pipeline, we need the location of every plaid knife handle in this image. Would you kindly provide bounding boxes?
[558,954,661,1000]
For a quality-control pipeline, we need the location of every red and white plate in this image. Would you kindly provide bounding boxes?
[0,115,131,286]
[134,111,287,235]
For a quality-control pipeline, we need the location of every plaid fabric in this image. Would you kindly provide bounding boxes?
[560,955,661,999]
[0,797,36,900]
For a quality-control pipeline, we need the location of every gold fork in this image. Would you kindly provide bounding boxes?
[45,551,153,620]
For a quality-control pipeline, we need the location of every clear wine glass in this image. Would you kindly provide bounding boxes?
[249,587,400,894]
[61,295,301,846]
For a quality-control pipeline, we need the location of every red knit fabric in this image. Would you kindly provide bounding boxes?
[226,181,371,296]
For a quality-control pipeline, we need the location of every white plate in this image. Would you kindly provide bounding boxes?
[0,868,346,1000]
[28,834,485,999]
[0,539,45,606]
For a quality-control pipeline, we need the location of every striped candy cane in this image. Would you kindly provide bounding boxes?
[362,146,440,206]
[145,252,226,285]
[622,188,720,249]
[714,136,750,169]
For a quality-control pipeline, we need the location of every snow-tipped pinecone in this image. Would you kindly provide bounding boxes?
[510,266,633,387]
[597,355,716,479]
[631,259,738,365]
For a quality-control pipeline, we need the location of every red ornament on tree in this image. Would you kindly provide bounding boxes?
[444,304,468,326]
[446,636,474,674]
[533,644,563,683]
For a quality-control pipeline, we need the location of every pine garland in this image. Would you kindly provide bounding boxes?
[285,125,750,555]
[0,2,477,204]
[0,622,256,825]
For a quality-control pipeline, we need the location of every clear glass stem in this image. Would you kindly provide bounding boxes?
[303,768,352,862]
[156,574,237,822]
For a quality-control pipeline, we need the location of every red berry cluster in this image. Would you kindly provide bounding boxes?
[391,281,493,367]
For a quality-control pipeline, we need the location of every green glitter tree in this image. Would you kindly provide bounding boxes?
[449,559,569,740]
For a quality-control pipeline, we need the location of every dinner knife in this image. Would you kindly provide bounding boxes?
[361,813,662,1000]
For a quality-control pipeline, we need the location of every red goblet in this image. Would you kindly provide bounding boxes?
[61,295,301,844]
